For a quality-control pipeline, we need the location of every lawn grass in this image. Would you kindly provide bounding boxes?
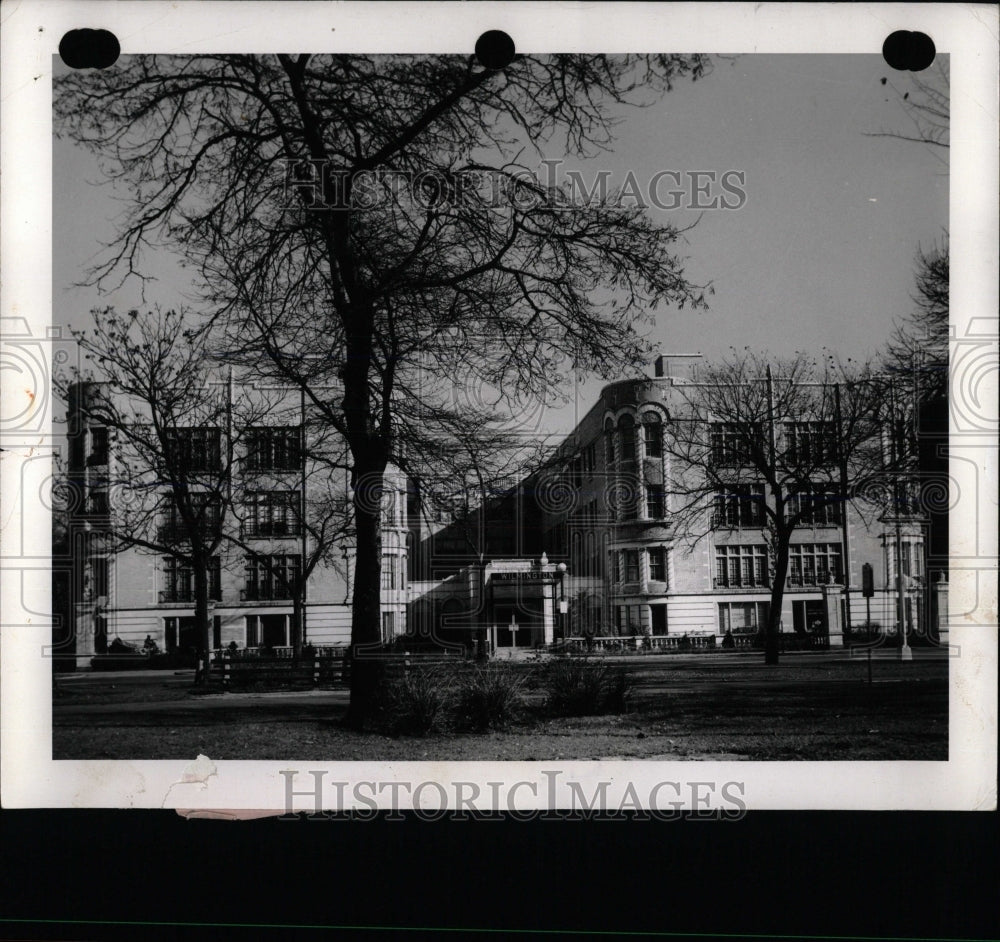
[53,656,948,761]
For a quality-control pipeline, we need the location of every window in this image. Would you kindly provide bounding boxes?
[650,604,668,636]
[643,417,663,457]
[712,484,765,528]
[166,427,222,472]
[609,550,621,584]
[381,489,399,528]
[605,427,616,465]
[161,556,221,603]
[619,416,636,467]
[892,541,923,578]
[788,543,842,586]
[617,605,642,634]
[710,423,758,467]
[382,611,396,643]
[160,493,222,542]
[789,485,842,526]
[890,480,922,516]
[718,601,769,634]
[648,547,667,582]
[619,474,639,521]
[245,426,302,472]
[89,427,109,465]
[91,557,109,598]
[245,614,288,648]
[242,554,301,601]
[714,545,769,588]
[164,615,219,652]
[584,442,596,474]
[646,484,665,519]
[381,555,400,590]
[623,549,640,582]
[245,491,300,537]
[784,422,837,466]
[585,531,597,578]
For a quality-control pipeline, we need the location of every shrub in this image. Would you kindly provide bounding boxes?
[545,658,631,716]
[456,663,527,731]
[375,667,454,736]
[602,665,632,714]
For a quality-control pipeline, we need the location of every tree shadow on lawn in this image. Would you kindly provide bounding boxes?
[53,671,947,761]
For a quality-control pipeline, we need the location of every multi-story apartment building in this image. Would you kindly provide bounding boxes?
[63,351,941,666]
[406,353,939,652]
[539,355,936,645]
[64,380,408,666]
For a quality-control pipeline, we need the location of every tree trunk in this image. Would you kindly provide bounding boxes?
[344,454,386,729]
[192,554,212,686]
[292,589,305,662]
[765,537,790,665]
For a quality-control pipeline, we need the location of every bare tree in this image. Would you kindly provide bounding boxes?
[661,351,892,664]
[55,53,713,724]
[57,306,356,679]
[56,307,247,683]
[868,60,949,156]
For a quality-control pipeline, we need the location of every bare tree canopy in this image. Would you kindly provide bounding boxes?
[661,351,894,664]
[869,60,949,152]
[56,306,355,678]
[56,53,712,721]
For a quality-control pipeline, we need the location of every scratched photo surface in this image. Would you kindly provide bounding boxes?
[1,3,996,810]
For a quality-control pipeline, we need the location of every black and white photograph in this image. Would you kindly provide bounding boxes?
[1,2,996,813]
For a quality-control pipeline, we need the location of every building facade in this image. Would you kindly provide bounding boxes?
[64,380,408,666]
[62,351,938,667]
[537,355,934,646]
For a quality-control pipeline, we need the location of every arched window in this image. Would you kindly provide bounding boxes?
[641,412,663,458]
[618,415,636,466]
[604,418,616,465]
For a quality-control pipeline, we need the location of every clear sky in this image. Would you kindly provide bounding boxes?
[54,53,948,437]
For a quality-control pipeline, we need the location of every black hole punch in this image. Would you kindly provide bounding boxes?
[882,31,936,72]
[475,30,516,71]
[59,29,120,70]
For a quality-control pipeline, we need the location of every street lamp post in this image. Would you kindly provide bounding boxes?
[557,562,568,641]
[889,378,913,663]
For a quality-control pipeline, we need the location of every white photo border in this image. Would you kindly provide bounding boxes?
[1,1,996,811]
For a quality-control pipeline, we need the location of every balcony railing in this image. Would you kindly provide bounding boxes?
[158,588,222,603]
[241,522,302,538]
[710,514,765,529]
[786,572,841,588]
[157,524,190,544]
[241,586,294,602]
[712,577,770,590]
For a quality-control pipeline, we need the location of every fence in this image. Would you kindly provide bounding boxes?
[550,631,834,656]
[552,633,718,655]
[209,646,466,689]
